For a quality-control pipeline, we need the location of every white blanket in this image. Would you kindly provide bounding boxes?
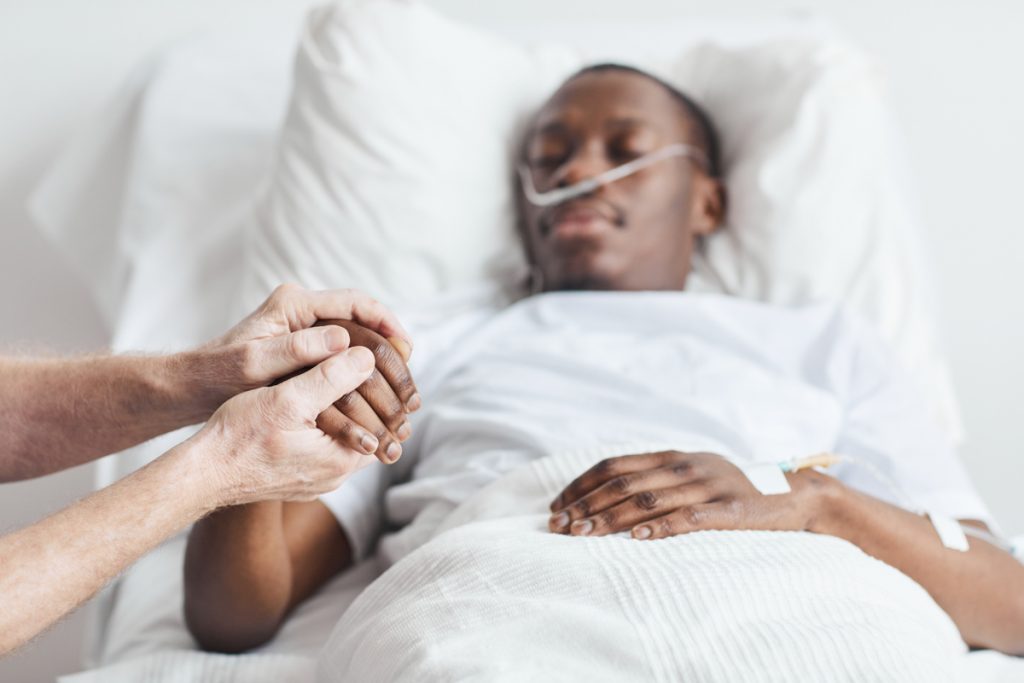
[318,448,969,682]
[63,451,1024,682]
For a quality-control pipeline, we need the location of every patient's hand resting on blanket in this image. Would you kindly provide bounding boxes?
[548,451,825,539]
[183,321,416,653]
[550,450,1024,654]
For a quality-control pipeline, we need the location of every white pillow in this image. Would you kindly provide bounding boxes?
[242,0,577,317]
[671,42,960,439]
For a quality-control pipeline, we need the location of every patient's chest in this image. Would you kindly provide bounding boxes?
[409,293,844,484]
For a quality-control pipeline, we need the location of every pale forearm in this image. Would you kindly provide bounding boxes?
[0,440,217,655]
[815,480,1024,654]
[0,353,217,481]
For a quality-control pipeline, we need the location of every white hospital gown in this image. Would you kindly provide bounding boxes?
[320,291,991,560]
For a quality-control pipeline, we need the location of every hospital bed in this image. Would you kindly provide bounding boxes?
[24,1,1024,680]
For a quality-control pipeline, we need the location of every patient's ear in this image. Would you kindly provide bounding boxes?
[689,176,726,237]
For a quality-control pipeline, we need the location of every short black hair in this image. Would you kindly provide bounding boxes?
[568,63,722,178]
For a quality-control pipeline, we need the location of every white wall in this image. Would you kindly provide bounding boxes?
[1,0,1022,680]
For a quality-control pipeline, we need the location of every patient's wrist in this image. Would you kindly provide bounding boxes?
[791,469,850,536]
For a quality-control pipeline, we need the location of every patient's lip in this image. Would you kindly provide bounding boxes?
[547,201,615,239]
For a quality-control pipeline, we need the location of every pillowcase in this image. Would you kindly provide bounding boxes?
[242,0,960,439]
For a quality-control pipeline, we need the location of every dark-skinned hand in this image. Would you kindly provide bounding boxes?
[549,450,827,540]
[313,318,420,465]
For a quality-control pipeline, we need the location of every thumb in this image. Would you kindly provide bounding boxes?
[273,347,375,418]
[250,326,352,385]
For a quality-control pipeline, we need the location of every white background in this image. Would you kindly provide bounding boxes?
[1,1,1022,680]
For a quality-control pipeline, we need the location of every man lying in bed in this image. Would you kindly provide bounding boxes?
[183,64,1024,658]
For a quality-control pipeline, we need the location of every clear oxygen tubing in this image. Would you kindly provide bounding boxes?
[779,452,1023,562]
[516,143,711,208]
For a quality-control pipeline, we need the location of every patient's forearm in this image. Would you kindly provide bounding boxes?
[0,354,215,481]
[183,500,351,653]
[817,483,1024,654]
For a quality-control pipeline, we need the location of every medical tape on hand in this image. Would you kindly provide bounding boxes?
[926,510,970,552]
[740,462,792,496]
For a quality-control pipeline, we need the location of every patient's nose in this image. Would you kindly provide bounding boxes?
[557,143,610,188]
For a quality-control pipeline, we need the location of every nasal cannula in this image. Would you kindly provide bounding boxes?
[517,143,711,208]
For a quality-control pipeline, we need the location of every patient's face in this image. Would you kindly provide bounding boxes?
[517,70,723,292]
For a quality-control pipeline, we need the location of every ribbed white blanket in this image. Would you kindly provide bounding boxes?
[318,448,968,682]
[61,448,1024,682]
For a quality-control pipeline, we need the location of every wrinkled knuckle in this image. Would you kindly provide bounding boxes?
[394,372,416,396]
[336,391,359,411]
[682,507,704,527]
[594,458,616,477]
[633,490,659,511]
[270,282,300,305]
[671,462,691,477]
[608,476,631,495]
[287,331,310,360]
[335,418,355,439]
[368,339,393,361]
[598,510,616,528]
[657,517,674,535]
[574,499,591,517]
[270,384,297,412]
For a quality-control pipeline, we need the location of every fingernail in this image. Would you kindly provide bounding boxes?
[359,433,378,454]
[388,337,413,362]
[633,526,652,540]
[385,442,402,463]
[405,393,421,412]
[551,512,570,530]
[324,327,348,352]
[572,519,594,536]
[396,422,412,441]
[349,347,375,372]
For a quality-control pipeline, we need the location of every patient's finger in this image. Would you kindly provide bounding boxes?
[549,465,699,531]
[565,484,714,537]
[320,319,420,412]
[551,451,689,512]
[334,390,403,464]
[316,405,380,456]
[355,369,409,438]
[631,503,726,541]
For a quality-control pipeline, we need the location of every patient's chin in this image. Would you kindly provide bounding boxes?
[549,269,615,292]
[547,258,617,291]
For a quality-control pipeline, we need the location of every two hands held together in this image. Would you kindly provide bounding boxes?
[174,283,421,510]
